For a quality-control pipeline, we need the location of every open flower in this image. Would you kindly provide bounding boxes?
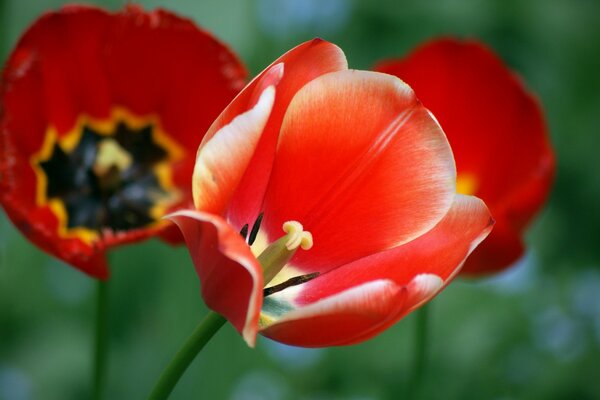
[169,39,494,347]
[0,5,246,278]
[375,38,554,275]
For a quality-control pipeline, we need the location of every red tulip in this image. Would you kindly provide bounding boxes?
[169,39,494,347]
[375,38,554,275]
[0,5,247,278]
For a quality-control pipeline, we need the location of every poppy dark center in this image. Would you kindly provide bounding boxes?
[38,121,178,234]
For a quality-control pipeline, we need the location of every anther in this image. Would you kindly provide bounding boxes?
[239,223,249,240]
[282,221,313,250]
[257,220,313,285]
[248,212,263,245]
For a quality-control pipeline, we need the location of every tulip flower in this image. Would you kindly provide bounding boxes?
[0,5,246,278]
[169,39,494,348]
[375,38,554,275]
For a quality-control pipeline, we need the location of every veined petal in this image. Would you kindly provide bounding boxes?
[260,279,407,347]
[261,70,456,274]
[167,210,263,346]
[375,38,554,274]
[260,195,492,346]
[192,85,275,214]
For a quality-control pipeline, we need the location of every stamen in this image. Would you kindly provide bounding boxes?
[248,212,264,245]
[282,221,313,250]
[93,138,132,176]
[263,272,320,297]
[257,220,313,285]
[239,223,249,240]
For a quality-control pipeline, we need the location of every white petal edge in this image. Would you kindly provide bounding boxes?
[405,273,444,311]
[260,279,404,329]
[192,85,276,212]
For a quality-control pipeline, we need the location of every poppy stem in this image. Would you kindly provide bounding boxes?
[147,311,226,400]
[92,279,109,400]
[407,304,430,399]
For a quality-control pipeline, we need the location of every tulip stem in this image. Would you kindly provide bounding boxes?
[92,279,109,400]
[0,0,7,62]
[147,311,226,400]
[408,304,430,399]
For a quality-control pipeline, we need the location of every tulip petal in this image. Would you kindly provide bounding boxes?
[261,70,456,274]
[192,85,276,214]
[204,39,349,231]
[167,210,263,346]
[260,279,407,347]
[375,38,554,274]
[260,195,492,346]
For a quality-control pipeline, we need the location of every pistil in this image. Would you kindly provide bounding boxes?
[257,221,313,285]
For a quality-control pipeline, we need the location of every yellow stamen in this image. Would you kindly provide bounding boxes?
[456,173,478,196]
[93,138,133,176]
[282,221,314,250]
[257,221,313,285]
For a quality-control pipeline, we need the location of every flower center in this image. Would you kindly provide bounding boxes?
[33,109,183,242]
[256,220,313,284]
[456,173,478,196]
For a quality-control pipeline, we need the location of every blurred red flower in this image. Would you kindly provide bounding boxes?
[169,39,494,347]
[0,5,247,278]
[375,38,555,275]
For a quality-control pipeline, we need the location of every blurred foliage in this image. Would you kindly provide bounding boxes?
[1,0,600,399]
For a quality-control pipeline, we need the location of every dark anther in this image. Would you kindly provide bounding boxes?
[239,223,249,239]
[263,272,320,297]
[248,212,264,245]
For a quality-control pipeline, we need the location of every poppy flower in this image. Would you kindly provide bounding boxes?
[0,5,246,278]
[169,39,494,347]
[375,38,554,275]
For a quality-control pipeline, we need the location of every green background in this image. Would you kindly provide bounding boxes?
[1,0,600,399]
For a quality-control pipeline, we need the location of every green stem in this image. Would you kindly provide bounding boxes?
[147,311,226,400]
[0,0,8,62]
[93,279,109,400]
[407,304,430,399]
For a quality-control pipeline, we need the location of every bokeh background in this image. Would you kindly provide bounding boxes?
[1,0,599,399]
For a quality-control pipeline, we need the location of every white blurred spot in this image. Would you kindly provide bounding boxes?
[571,268,600,345]
[0,365,33,400]
[262,338,324,370]
[477,251,537,294]
[532,307,586,361]
[257,0,352,37]
[230,370,290,400]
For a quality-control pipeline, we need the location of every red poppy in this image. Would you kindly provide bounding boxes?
[375,38,554,275]
[0,5,247,278]
[169,39,494,347]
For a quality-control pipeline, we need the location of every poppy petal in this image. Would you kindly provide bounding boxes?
[192,85,276,214]
[0,5,246,277]
[167,210,263,347]
[459,216,524,274]
[261,70,456,274]
[375,38,554,274]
